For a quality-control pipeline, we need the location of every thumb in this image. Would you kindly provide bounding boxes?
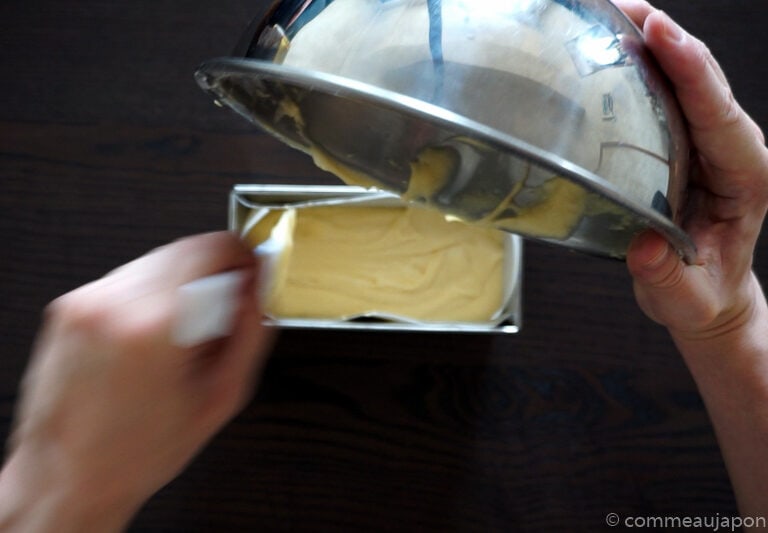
[626,230,684,291]
[626,230,715,330]
[627,230,695,327]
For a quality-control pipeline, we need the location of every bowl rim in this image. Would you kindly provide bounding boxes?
[196,58,696,263]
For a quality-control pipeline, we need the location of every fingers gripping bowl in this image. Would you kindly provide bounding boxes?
[196,0,693,261]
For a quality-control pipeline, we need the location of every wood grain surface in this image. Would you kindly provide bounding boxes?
[1,1,767,531]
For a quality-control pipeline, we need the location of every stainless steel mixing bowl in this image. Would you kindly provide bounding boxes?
[196,0,694,261]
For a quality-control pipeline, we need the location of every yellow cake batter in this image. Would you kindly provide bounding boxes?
[275,95,587,242]
[243,204,507,322]
[492,177,586,240]
[306,138,586,241]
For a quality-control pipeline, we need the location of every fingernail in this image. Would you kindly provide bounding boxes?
[659,11,684,43]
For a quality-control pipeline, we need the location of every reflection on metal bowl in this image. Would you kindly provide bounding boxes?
[197,0,693,261]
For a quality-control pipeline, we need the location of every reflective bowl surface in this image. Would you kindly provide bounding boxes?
[196,0,693,261]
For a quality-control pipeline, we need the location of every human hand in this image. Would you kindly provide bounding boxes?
[0,232,273,532]
[616,0,768,343]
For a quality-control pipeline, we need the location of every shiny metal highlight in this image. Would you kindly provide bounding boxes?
[199,0,694,261]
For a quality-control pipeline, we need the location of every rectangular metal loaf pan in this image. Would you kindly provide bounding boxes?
[230,184,522,333]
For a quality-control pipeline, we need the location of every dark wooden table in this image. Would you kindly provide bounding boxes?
[2,1,767,531]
